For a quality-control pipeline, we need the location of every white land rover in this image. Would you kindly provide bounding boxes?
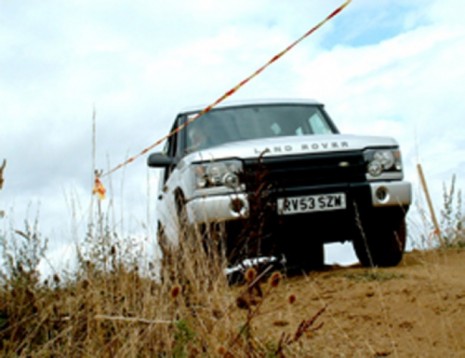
[148,98,412,271]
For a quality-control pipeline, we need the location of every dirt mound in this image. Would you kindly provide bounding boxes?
[249,248,465,357]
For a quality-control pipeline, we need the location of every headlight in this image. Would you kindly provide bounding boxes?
[374,150,395,169]
[193,160,243,189]
[364,149,402,178]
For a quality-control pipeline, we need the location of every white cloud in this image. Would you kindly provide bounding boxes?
[296,21,465,171]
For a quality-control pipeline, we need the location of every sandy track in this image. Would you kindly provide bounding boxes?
[247,248,465,357]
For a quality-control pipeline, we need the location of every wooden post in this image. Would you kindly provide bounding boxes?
[0,159,5,218]
[417,163,445,246]
[0,159,5,190]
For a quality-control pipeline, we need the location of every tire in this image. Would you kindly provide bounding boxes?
[175,192,188,233]
[157,224,169,261]
[157,223,176,282]
[352,217,406,267]
[174,194,226,270]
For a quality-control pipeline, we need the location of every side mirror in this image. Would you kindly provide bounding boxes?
[147,152,177,168]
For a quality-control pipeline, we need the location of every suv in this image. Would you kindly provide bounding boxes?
[148,99,411,270]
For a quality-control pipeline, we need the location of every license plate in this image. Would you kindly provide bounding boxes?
[277,193,346,215]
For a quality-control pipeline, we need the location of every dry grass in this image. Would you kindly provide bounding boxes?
[2,213,464,357]
[0,208,325,357]
[1,159,464,356]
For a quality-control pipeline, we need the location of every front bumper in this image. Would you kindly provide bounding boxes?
[368,181,411,207]
[185,180,411,225]
[186,193,250,224]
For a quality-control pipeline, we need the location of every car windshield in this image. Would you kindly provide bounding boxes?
[185,104,336,153]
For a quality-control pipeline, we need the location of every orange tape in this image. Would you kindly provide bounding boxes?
[93,0,352,199]
[92,176,106,200]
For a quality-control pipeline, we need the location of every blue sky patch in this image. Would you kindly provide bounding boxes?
[322,3,430,48]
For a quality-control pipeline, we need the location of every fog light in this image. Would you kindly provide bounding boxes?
[230,198,246,216]
[375,186,389,203]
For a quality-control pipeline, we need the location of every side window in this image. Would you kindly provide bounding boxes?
[162,116,182,183]
[161,138,170,155]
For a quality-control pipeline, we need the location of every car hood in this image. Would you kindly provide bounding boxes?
[182,134,398,164]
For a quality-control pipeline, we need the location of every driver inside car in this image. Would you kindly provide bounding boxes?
[187,126,209,152]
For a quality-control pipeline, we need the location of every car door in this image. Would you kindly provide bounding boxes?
[156,116,185,245]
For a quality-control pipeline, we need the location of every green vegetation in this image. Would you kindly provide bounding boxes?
[440,174,465,248]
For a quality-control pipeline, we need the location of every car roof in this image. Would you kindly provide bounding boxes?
[179,98,323,114]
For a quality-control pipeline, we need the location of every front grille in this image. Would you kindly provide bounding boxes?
[243,151,366,190]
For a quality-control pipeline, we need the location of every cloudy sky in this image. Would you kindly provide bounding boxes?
[1,0,464,273]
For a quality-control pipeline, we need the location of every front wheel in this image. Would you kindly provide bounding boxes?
[157,223,178,282]
[352,217,406,267]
